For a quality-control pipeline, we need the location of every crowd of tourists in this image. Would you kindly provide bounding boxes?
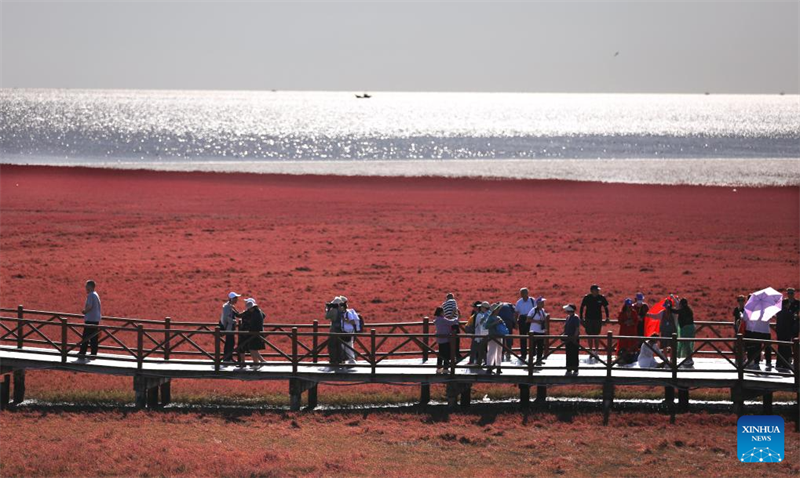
[72,281,799,376]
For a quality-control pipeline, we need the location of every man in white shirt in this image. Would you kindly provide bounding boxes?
[78,280,102,359]
[340,296,361,365]
[527,297,550,365]
[514,288,536,361]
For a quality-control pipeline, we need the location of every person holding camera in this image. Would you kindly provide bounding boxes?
[325,297,346,366]
[340,296,362,365]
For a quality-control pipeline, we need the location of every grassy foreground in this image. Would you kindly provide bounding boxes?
[1,408,798,478]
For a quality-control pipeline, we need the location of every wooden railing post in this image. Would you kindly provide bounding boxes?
[312,320,319,363]
[370,329,377,375]
[422,317,430,362]
[793,338,799,432]
[736,333,744,382]
[291,327,298,375]
[60,318,68,363]
[163,317,171,361]
[671,333,678,377]
[606,331,613,378]
[214,327,221,372]
[449,331,457,376]
[16,305,24,349]
[528,332,534,376]
[136,325,144,371]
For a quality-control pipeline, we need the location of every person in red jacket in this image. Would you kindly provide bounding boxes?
[616,298,639,364]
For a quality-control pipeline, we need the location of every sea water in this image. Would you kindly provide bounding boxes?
[1,89,798,185]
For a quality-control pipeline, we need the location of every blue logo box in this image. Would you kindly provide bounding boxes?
[738,415,784,463]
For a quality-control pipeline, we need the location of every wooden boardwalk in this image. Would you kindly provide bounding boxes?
[1,307,798,429]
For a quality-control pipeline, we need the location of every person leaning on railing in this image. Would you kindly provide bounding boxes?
[77,279,102,360]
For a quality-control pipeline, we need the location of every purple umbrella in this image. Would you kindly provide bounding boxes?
[744,287,783,322]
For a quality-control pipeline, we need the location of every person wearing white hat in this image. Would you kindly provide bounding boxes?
[527,297,550,365]
[325,297,345,365]
[220,291,243,363]
[237,298,266,368]
[562,304,580,376]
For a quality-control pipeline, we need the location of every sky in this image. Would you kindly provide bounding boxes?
[1,0,798,93]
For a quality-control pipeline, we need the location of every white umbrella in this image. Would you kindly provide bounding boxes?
[744,287,783,322]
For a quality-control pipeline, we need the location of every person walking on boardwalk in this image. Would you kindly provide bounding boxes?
[220,292,243,364]
[325,297,345,366]
[616,298,639,365]
[562,304,581,376]
[774,298,798,371]
[527,297,549,366]
[579,284,609,362]
[237,298,266,368]
[676,298,695,367]
[77,280,102,360]
[434,306,459,373]
[732,295,747,336]
[515,288,536,361]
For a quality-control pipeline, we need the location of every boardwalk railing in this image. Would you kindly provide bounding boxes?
[1,307,798,383]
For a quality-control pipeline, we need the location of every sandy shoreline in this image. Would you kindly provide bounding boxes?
[3,156,800,186]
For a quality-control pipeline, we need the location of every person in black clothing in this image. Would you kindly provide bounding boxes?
[634,292,648,341]
[580,284,609,362]
[732,295,747,336]
[326,297,346,365]
[783,288,799,315]
[775,298,798,370]
[237,298,266,367]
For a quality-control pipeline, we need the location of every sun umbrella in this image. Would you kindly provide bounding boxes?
[744,287,783,322]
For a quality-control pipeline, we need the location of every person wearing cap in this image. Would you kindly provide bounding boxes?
[616,298,639,365]
[527,297,549,365]
[340,297,362,365]
[676,298,695,367]
[515,288,537,360]
[468,301,491,366]
[325,297,346,366]
[220,291,243,363]
[732,295,747,336]
[634,293,648,342]
[77,280,102,360]
[237,298,266,368]
[783,288,799,316]
[579,284,609,362]
[562,304,581,376]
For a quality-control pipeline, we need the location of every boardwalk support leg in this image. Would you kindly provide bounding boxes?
[731,386,744,418]
[0,375,9,411]
[446,383,471,408]
[602,382,614,426]
[536,385,547,406]
[762,392,773,415]
[420,383,430,406]
[678,389,689,413]
[134,376,171,410]
[289,379,317,411]
[519,384,530,409]
[160,382,171,406]
[665,387,675,424]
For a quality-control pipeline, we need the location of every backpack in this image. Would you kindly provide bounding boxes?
[491,318,509,337]
[356,314,365,333]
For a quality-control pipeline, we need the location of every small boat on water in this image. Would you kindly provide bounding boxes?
[355,93,372,99]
